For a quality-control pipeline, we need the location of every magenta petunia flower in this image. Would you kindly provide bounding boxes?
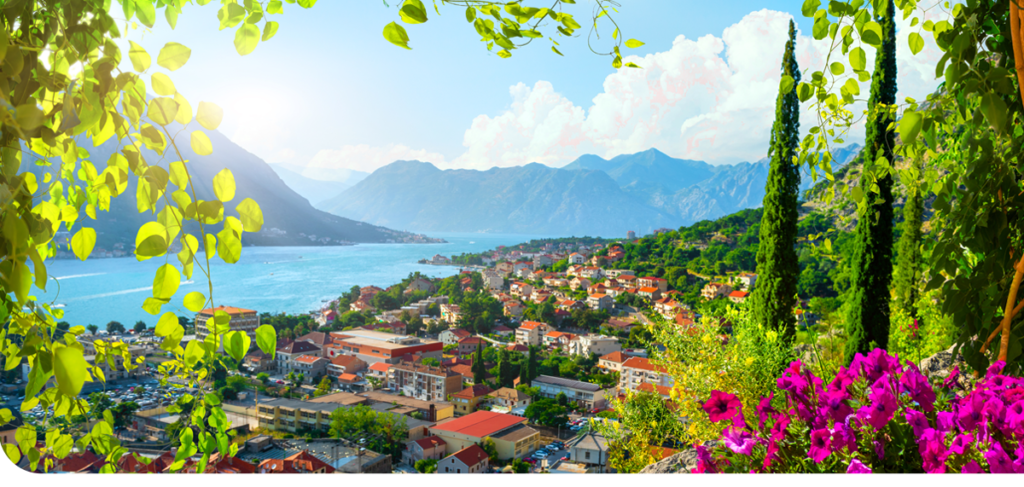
[820,390,854,423]
[693,444,718,474]
[703,390,743,424]
[947,433,974,456]
[847,459,872,474]
[943,366,961,390]
[756,393,776,429]
[808,429,832,463]
[904,409,930,437]
[983,396,1006,423]
[1006,400,1024,429]
[935,411,955,433]
[917,430,948,473]
[961,461,984,473]
[985,442,1015,473]
[859,389,898,430]
[770,413,790,442]
[763,439,779,471]
[873,440,885,460]
[957,393,986,432]
[986,360,1006,378]
[830,422,856,453]
[900,366,937,412]
[723,426,756,455]
[1003,387,1024,405]
[829,366,856,393]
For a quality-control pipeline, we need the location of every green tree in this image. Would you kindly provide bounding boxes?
[314,375,332,397]
[498,349,514,388]
[422,357,441,367]
[511,458,531,473]
[296,373,305,386]
[524,398,569,428]
[751,20,802,341]
[472,341,486,384]
[133,321,148,334]
[523,345,538,386]
[892,159,925,328]
[556,391,568,407]
[256,373,270,385]
[480,436,499,462]
[414,459,438,473]
[844,0,898,363]
[106,321,126,335]
[86,324,99,335]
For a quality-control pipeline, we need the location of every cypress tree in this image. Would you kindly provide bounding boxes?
[893,161,924,321]
[752,20,802,340]
[525,345,537,386]
[473,341,485,384]
[845,0,898,363]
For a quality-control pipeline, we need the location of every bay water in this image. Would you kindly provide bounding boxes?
[36,232,558,328]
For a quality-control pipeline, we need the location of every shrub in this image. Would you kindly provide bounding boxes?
[694,349,1024,473]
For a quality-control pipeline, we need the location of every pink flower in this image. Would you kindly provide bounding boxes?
[820,390,854,423]
[693,444,718,474]
[1005,400,1024,429]
[769,413,790,442]
[763,440,779,470]
[961,461,984,473]
[904,409,930,437]
[900,365,936,412]
[957,393,986,432]
[830,422,857,453]
[943,366,961,389]
[858,388,898,430]
[935,411,955,433]
[703,390,743,424]
[846,459,872,474]
[987,360,1006,378]
[808,429,832,463]
[985,442,1015,473]
[756,393,776,429]
[723,427,756,455]
[948,433,974,456]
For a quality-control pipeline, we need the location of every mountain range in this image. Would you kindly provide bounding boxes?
[313,145,862,236]
[23,128,434,250]
[268,163,368,206]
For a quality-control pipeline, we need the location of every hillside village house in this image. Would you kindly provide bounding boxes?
[292,355,328,379]
[495,261,514,277]
[493,325,513,337]
[489,387,532,415]
[568,430,611,473]
[603,318,638,333]
[637,286,663,300]
[637,276,668,292]
[587,293,613,311]
[515,321,553,346]
[195,305,260,347]
[510,281,533,298]
[532,290,552,304]
[568,252,586,264]
[533,254,553,267]
[580,266,604,279]
[438,444,490,474]
[544,277,569,288]
[327,329,443,365]
[557,299,585,311]
[568,334,621,358]
[503,301,525,318]
[513,262,532,274]
[701,282,733,300]
[277,341,322,373]
[542,331,575,349]
[605,269,635,278]
[439,328,471,346]
[482,270,503,291]
[440,304,462,325]
[598,351,629,372]
[737,272,758,289]
[728,290,750,303]
[366,362,392,382]
[405,436,447,465]
[428,411,540,461]
[389,361,463,402]
[619,356,674,397]
[451,384,493,416]
[653,297,688,319]
[457,336,487,356]
[257,397,434,440]
[405,277,436,295]
[570,277,592,291]
[616,274,638,289]
[533,375,607,409]
[432,254,451,265]
[327,355,367,376]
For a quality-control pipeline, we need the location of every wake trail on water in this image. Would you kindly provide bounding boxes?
[51,272,108,280]
[68,281,194,301]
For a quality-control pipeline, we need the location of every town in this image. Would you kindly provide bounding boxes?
[2,230,817,475]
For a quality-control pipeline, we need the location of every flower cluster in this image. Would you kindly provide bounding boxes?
[695,349,1024,473]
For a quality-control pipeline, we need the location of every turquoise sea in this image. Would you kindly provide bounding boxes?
[35,232,559,328]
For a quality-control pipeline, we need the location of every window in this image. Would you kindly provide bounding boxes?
[586,452,591,460]
[457,469,461,473]
[445,467,449,472]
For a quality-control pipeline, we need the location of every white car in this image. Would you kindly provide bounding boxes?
[532,451,549,459]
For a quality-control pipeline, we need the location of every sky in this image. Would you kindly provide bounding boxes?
[120,1,946,180]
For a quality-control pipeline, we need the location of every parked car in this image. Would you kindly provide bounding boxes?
[532,451,548,459]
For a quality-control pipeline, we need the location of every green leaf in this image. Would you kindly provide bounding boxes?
[860,21,883,47]
[191,131,213,156]
[849,47,866,71]
[908,31,924,55]
[213,169,236,202]
[152,264,181,300]
[624,39,644,48]
[142,297,169,315]
[204,393,222,406]
[267,0,284,14]
[4,443,21,465]
[497,49,511,58]
[155,312,179,337]
[223,331,251,362]
[135,221,169,260]
[218,3,246,30]
[383,22,411,49]
[235,198,264,232]
[796,82,814,102]
[255,325,277,359]
[184,292,206,312]
[217,227,242,264]
[297,0,317,7]
[174,94,193,125]
[128,41,151,72]
[779,75,795,95]
[234,23,260,56]
[136,0,156,27]
[165,5,180,29]
[70,228,96,261]
[53,346,88,397]
[801,0,822,17]
[981,93,1007,133]
[196,102,224,131]
[151,73,176,96]
[466,6,476,22]
[262,21,279,41]
[148,98,179,126]
[157,42,192,71]
[829,62,845,76]
[898,110,923,144]
[552,46,563,56]
[400,0,428,24]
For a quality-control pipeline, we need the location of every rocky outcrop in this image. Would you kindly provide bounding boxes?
[639,448,698,474]
[919,344,965,380]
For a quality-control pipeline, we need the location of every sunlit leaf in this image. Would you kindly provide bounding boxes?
[196,102,223,130]
[158,42,192,71]
[383,22,411,49]
[70,228,96,261]
[191,131,213,156]
[128,41,151,72]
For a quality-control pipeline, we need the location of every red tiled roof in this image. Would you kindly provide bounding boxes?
[338,373,360,383]
[728,290,749,298]
[600,351,628,363]
[197,305,256,315]
[449,444,489,468]
[622,356,668,373]
[519,321,547,330]
[294,355,323,364]
[331,355,363,368]
[369,362,393,373]
[637,382,673,397]
[458,336,485,345]
[431,411,526,439]
[415,436,447,450]
[453,384,493,399]
[506,344,529,352]
[638,287,659,293]
[448,329,472,338]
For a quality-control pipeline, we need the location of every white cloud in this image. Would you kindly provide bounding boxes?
[448,8,944,169]
[300,144,447,180]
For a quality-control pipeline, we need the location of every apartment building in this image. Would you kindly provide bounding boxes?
[514,321,552,346]
[619,356,674,396]
[533,375,607,409]
[326,329,442,365]
[195,305,259,344]
[388,361,463,402]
